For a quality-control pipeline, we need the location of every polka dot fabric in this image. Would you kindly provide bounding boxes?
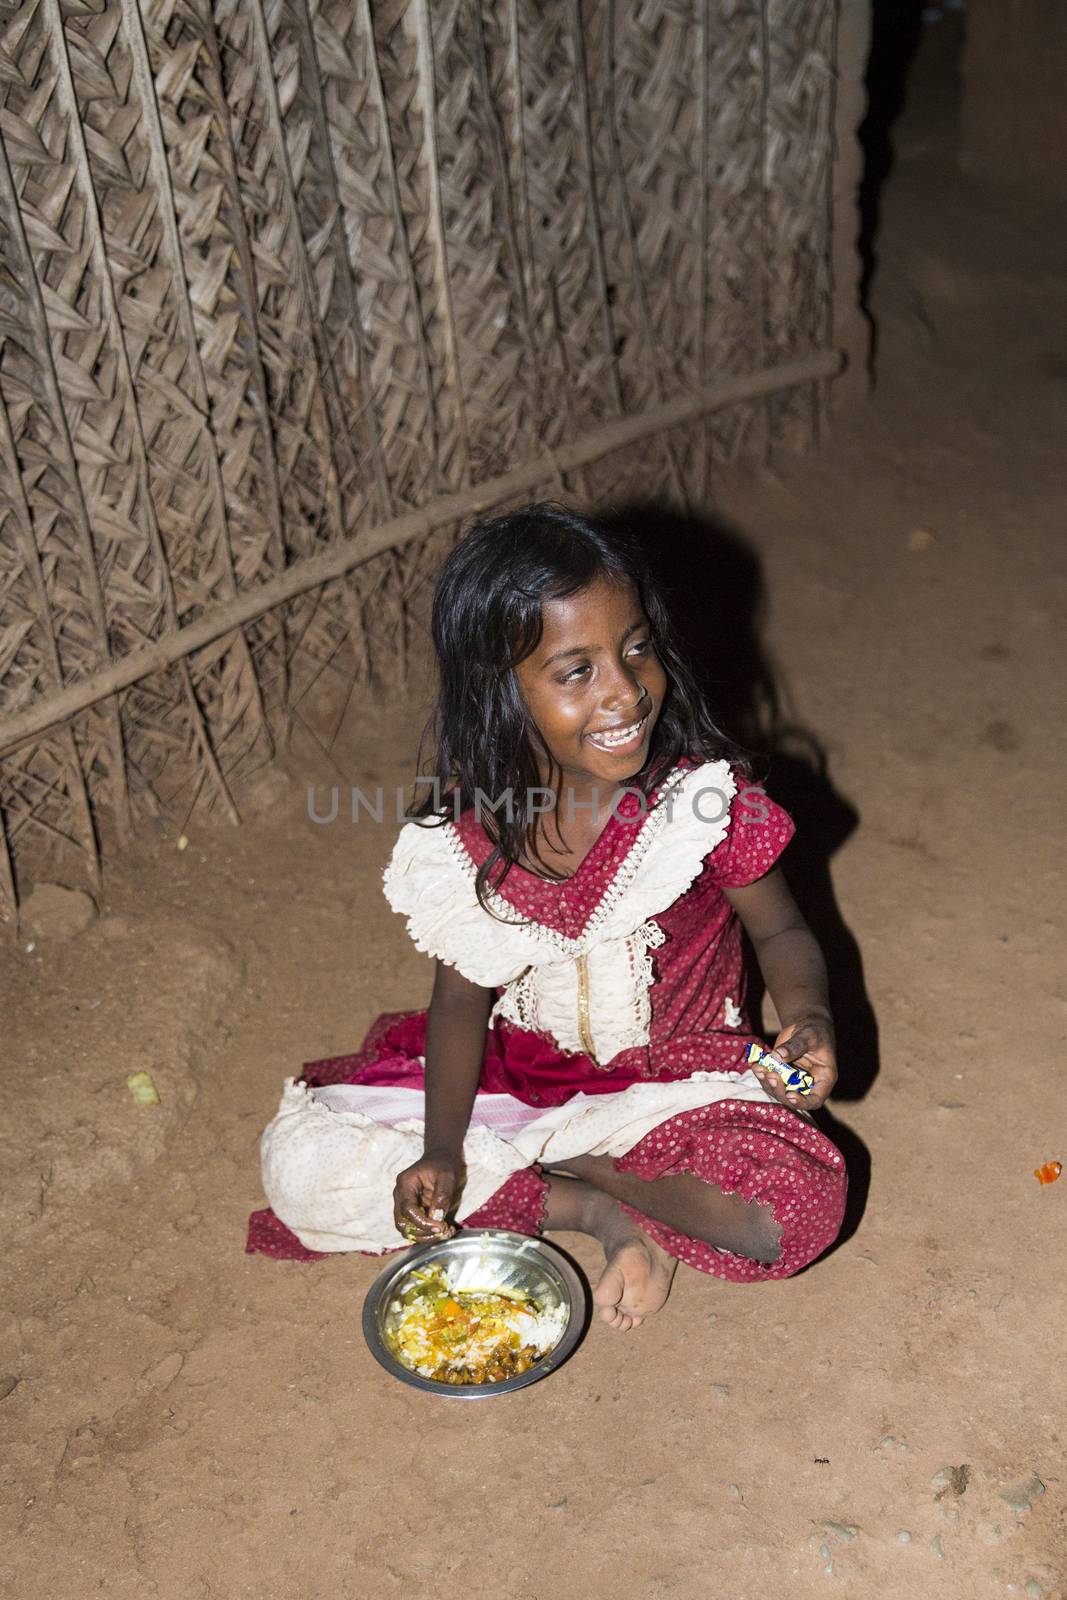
[246,1205,325,1262]
[246,767,848,1279]
[462,1168,549,1235]
[612,1099,846,1280]
[395,1103,844,1282]
[459,770,799,1091]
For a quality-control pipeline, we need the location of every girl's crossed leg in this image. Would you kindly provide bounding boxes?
[465,1103,847,1332]
[544,1156,782,1331]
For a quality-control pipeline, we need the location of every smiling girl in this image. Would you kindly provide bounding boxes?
[251,505,847,1326]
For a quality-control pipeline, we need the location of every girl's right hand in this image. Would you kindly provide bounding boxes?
[393,1150,464,1244]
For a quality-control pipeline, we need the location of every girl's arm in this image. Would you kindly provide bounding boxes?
[723,867,837,1110]
[392,961,493,1241]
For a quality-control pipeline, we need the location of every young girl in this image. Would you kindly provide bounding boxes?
[249,505,847,1329]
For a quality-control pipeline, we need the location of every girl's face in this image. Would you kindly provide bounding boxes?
[513,576,667,787]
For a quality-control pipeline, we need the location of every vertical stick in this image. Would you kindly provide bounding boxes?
[468,1,541,388]
[547,270,593,502]
[0,785,18,927]
[814,0,840,449]
[697,0,712,504]
[413,0,473,484]
[755,0,773,463]
[506,0,536,294]
[292,0,394,519]
[603,0,686,503]
[45,0,240,826]
[121,0,274,759]
[247,0,352,540]
[195,0,292,731]
[0,390,100,890]
[0,134,132,843]
[569,0,625,417]
[358,0,443,494]
[507,0,588,498]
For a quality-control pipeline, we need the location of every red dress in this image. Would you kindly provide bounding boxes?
[248,771,846,1278]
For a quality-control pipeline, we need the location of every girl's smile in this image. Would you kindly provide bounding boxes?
[585,706,652,754]
[514,576,667,790]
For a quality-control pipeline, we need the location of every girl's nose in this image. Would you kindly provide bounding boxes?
[602,664,647,713]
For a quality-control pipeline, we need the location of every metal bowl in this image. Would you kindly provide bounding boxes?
[362,1229,587,1399]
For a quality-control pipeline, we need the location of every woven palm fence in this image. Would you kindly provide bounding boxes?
[0,0,860,921]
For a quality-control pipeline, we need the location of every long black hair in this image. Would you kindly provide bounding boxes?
[415,503,744,909]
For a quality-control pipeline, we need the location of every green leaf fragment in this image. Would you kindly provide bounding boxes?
[126,1071,160,1106]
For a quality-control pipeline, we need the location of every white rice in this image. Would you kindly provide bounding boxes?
[390,1281,567,1379]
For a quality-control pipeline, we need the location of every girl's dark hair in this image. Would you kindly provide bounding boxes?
[416,502,744,910]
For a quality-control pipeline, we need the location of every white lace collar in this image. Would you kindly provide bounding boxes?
[382,760,736,988]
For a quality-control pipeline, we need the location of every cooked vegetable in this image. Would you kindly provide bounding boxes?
[388,1267,565,1385]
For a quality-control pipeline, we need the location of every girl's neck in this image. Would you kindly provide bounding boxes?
[521,768,618,879]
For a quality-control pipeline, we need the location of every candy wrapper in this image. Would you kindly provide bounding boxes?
[746,1041,814,1097]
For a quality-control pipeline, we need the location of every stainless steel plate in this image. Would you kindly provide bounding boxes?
[362,1230,587,1399]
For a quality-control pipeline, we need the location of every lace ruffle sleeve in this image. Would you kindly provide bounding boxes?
[381,819,543,987]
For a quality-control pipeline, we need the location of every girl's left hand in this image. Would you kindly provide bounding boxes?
[758,1014,837,1111]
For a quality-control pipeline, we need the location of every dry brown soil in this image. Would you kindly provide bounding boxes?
[2,23,1065,1600]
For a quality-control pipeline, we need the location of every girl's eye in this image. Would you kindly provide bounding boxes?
[558,662,591,684]
[627,638,652,657]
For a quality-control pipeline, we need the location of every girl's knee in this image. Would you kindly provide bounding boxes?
[771,1191,846,1275]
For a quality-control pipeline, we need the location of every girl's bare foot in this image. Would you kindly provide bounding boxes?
[543,1176,677,1331]
[588,1190,678,1330]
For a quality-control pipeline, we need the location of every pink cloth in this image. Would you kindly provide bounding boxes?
[247,771,847,1276]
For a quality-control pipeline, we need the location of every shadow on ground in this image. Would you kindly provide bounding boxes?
[608,499,876,1244]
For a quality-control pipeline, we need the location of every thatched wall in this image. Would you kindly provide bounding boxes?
[0,0,863,920]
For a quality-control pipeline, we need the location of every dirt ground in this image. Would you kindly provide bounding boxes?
[2,18,1065,1599]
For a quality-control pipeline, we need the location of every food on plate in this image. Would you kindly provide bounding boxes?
[388,1266,566,1385]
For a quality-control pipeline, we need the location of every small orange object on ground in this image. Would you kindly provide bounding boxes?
[1033,1161,1062,1185]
